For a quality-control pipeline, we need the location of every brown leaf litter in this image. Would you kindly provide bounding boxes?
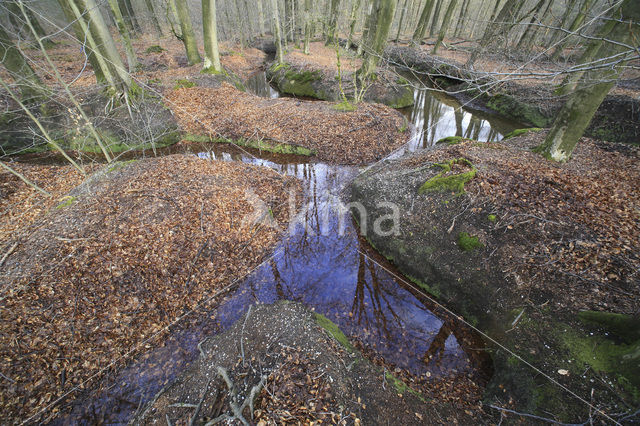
[0,155,302,423]
[166,83,409,165]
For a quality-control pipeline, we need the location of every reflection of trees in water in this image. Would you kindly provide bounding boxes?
[350,250,404,341]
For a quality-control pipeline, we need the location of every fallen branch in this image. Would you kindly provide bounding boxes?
[0,243,19,268]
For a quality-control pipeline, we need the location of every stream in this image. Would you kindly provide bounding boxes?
[57,72,520,424]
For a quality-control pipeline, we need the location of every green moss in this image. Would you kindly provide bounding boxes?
[185,134,315,156]
[407,274,441,298]
[457,232,483,252]
[578,311,640,344]
[388,87,415,109]
[107,159,137,173]
[384,371,427,401]
[560,328,640,401]
[333,100,357,112]
[184,133,212,143]
[418,158,477,195]
[145,45,166,54]
[503,128,543,140]
[284,69,323,84]
[435,136,464,145]
[270,62,290,73]
[486,94,550,128]
[488,214,497,223]
[174,79,196,89]
[399,116,409,133]
[395,76,410,85]
[314,313,354,352]
[56,196,76,209]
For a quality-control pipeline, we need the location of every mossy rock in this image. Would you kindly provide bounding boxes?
[418,158,477,195]
[145,45,166,54]
[578,311,640,344]
[457,232,483,252]
[174,79,196,89]
[314,313,354,352]
[503,127,543,140]
[435,136,465,145]
[486,93,551,128]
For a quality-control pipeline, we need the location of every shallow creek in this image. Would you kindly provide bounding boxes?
[57,74,520,423]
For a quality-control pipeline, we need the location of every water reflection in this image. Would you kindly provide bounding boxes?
[245,70,280,99]
[402,85,519,150]
[59,145,488,424]
[56,70,517,423]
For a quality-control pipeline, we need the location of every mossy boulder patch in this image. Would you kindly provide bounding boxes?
[503,127,544,140]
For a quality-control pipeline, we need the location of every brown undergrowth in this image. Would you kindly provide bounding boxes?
[166,83,409,165]
[0,155,302,423]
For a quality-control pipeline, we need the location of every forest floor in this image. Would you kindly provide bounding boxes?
[2,33,639,423]
[166,83,408,165]
[0,155,302,422]
[135,302,482,425]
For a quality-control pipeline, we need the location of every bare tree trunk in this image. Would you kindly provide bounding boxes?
[202,0,222,73]
[233,0,248,47]
[107,0,139,72]
[546,0,577,49]
[555,4,620,95]
[144,0,166,35]
[536,0,639,162]
[257,0,266,36]
[358,0,397,79]
[394,0,407,41]
[551,0,595,60]
[466,0,525,67]
[325,0,342,45]
[429,0,444,36]
[347,0,362,49]
[175,0,202,64]
[0,25,46,101]
[515,0,548,49]
[6,1,55,48]
[66,0,132,92]
[18,0,113,163]
[432,0,458,54]
[117,0,139,33]
[304,0,313,53]
[454,0,470,38]
[270,0,285,63]
[412,0,435,43]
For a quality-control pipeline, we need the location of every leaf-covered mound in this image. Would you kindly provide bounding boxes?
[0,155,301,423]
[166,83,409,165]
